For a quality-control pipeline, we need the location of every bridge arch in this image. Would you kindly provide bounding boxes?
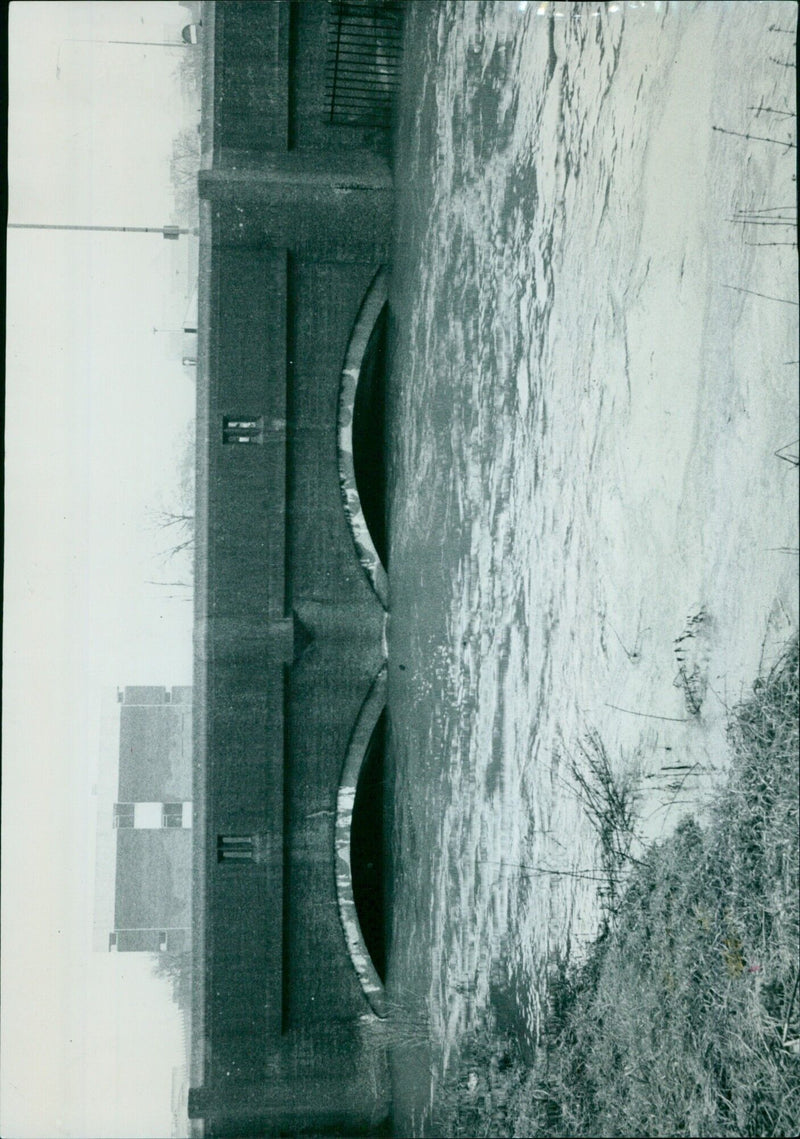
[335,666,388,1017]
[337,267,389,609]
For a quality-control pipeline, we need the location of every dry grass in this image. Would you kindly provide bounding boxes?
[435,635,799,1138]
[567,729,642,923]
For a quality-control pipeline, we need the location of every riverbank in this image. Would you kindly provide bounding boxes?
[433,635,799,1137]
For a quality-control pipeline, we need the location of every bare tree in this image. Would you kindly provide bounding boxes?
[147,421,196,594]
[151,949,193,1014]
[170,126,201,226]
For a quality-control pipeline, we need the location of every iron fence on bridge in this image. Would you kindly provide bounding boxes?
[325,0,404,128]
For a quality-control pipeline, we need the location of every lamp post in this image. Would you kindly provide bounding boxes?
[8,224,193,239]
[62,37,188,48]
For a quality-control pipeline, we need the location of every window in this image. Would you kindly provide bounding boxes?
[133,802,163,829]
[223,416,263,445]
[113,803,135,829]
[217,835,254,862]
[115,802,191,829]
[162,803,184,828]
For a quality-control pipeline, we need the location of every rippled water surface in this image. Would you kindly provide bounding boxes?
[384,2,798,1132]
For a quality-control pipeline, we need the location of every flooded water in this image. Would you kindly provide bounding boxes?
[384,1,798,1133]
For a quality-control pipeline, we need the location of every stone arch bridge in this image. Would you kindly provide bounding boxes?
[188,2,402,1135]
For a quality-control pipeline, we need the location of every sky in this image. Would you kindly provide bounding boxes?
[2,4,198,1136]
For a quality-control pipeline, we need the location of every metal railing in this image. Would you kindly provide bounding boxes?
[325,0,404,127]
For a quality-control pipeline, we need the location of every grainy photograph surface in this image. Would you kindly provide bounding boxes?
[2,3,798,1138]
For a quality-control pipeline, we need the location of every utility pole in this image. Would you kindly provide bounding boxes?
[62,38,186,48]
[7,224,194,239]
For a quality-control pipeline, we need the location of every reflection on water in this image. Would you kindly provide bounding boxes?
[386,1,798,1133]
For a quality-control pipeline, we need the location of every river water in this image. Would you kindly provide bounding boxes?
[384,1,798,1133]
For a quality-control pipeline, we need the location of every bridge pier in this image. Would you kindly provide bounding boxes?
[199,159,393,257]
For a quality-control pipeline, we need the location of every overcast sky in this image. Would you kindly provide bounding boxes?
[3,4,198,1136]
